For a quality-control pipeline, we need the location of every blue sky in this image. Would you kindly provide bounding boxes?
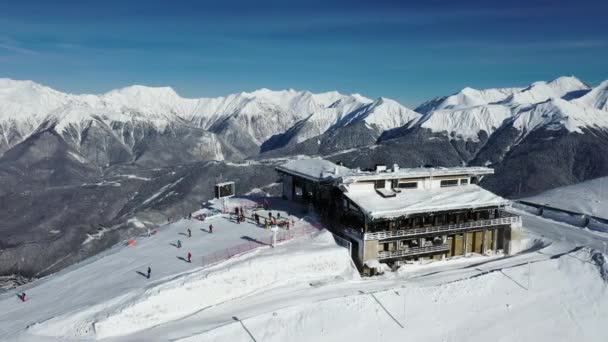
[1,0,607,107]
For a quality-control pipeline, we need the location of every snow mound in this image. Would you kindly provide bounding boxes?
[185,246,608,342]
[29,230,357,339]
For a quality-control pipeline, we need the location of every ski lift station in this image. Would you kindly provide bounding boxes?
[276,158,522,274]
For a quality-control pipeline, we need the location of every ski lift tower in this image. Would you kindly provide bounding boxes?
[215,181,235,213]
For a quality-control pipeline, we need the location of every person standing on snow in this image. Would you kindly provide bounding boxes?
[18,292,27,302]
[187,228,191,238]
[187,252,192,263]
[177,240,182,248]
[147,267,151,279]
[147,228,151,237]
[209,224,213,233]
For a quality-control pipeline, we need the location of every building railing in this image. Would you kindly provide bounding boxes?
[378,244,450,260]
[362,211,520,241]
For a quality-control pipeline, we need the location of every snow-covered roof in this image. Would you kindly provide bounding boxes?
[276,158,350,182]
[344,184,509,220]
[340,166,493,183]
[276,158,494,183]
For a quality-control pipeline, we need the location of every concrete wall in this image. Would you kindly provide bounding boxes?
[362,240,379,263]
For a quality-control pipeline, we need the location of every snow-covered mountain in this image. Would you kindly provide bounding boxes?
[0,79,419,165]
[410,76,596,141]
[2,75,608,198]
[415,86,522,114]
[259,96,422,152]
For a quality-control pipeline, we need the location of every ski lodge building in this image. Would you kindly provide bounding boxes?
[276,158,522,272]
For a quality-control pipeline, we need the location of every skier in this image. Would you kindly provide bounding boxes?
[18,292,26,302]
[209,224,213,233]
[187,252,192,263]
[277,212,281,219]
[147,228,151,237]
[188,213,192,219]
[254,213,259,225]
[177,240,182,248]
[147,267,151,279]
[187,228,191,238]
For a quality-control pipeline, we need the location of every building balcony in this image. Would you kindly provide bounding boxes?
[377,244,450,260]
[352,211,520,241]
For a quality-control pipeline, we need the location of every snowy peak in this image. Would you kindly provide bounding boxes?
[104,85,181,104]
[340,97,421,131]
[547,76,588,93]
[511,98,608,134]
[506,76,590,105]
[414,104,512,141]
[0,78,72,121]
[574,80,608,111]
[411,76,601,141]
[415,86,521,114]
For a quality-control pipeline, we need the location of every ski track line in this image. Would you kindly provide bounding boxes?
[369,292,404,329]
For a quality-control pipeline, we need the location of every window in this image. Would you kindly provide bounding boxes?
[398,182,418,189]
[374,179,386,189]
[460,178,469,185]
[440,179,459,187]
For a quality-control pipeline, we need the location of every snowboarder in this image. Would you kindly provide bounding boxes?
[187,252,192,263]
[147,267,151,279]
[18,292,26,302]
[177,240,182,248]
[209,224,213,233]
[187,228,191,238]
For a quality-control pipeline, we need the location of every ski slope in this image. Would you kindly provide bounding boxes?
[0,201,607,341]
[523,176,608,220]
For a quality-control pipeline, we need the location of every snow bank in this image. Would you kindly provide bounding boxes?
[184,246,608,342]
[31,231,357,339]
